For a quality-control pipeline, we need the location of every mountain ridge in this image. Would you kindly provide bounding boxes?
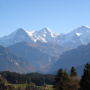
[0,26,90,48]
[0,25,90,73]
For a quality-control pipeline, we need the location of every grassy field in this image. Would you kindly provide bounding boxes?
[47,85,53,90]
[9,84,28,88]
[8,84,54,90]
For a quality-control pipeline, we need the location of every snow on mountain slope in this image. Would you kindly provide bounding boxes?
[0,28,34,46]
[56,33,82,48]
[71,26,90,44]
[0,26,90,73]
[0,27,58,46]
[26,27,58,43]
[0,26,90,48]
[56,26,90,48]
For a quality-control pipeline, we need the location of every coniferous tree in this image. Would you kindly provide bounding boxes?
[54,69,70,90]
[69,67,79,90]
[70,67,77,77]
[80,63,90,90]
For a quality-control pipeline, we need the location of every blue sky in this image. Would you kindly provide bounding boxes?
[0,0,90,36]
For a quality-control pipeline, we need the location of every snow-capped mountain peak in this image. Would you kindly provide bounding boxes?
[13,28,26,35]
[26,30,35,37]
[9,28,30,39]
[7,28,25,38]
[1,26,90,48]
[16,28,25,32]
[39,27,51,33]
[30,27,58,43]
[80,25,90,29]
[35,27,57,37]
[67,25,90,45]
[73,26,90,33]
[0,28,34,46]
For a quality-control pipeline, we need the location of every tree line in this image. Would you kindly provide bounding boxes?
[0,63,90,90]
[0,72,55,86]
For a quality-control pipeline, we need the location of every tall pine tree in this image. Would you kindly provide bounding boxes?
[80,63,90,90]
[70,67,77,77]
[54,69,70,90]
